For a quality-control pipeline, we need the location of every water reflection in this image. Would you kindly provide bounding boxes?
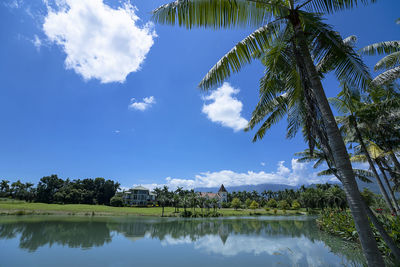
[0,216,365,266]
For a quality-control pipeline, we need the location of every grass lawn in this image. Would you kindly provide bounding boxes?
[0,199,307,217]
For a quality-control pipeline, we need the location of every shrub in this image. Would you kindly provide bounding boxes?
[317,209,400,262]
[264,207,270,211]
[110,196,123,207]
[278,200,290,210]
[273,209,277,214]
[180,210,192,217]
[221,202,231,208]
[267,199,277,208]
[249,200,259,210]
[245,198,252,209]
[292,200,301,210]
[231,198,241,210]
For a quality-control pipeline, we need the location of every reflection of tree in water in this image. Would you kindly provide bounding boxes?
[0,219,111,252]
[0,216,365,264]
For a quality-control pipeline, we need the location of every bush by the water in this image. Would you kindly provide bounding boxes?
[317,209,400,261]
[180,210,220,218]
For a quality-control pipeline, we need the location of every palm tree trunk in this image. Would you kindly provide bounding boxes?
[289,14,384,266]
[352,118,396,214]
[389,151,400,172]
[376,159,400,214]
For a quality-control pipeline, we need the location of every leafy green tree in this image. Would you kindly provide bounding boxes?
[0,180,10,198]
[36,175,64,203]
[292,200,301,210]
[245,198,252,209]
[249,200,259,211]
[267,198,277,208]
[231,198,241,210]
[110,196,123,207]
[278,200,290,210]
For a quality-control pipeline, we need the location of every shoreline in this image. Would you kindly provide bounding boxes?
[0,201,308,217]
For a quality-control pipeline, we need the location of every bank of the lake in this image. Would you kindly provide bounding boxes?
[0,200,307,217]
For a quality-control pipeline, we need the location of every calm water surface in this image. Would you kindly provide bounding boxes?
[0,215,365,267]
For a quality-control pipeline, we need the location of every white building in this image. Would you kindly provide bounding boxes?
[122,186,156,206]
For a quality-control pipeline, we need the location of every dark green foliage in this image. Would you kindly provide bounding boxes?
[267,198,277,208]
[278,200,290,210]
[231,198,241,210]
[318,209,400,263]
[249,200,259,210]
[110,196,123,207]
[360,188,375,207]
[292,200,301,210]
[5,175,120,206]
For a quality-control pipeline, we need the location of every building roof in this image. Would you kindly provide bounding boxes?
[199,192,220,199]
[218,184,228,193]
[133,186,149,191]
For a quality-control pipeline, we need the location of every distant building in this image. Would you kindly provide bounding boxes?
[198,184,228,206]
[122,186,156,206]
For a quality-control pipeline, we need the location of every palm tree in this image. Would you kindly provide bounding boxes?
[152,1,383,264]
[361,19,400,86]
[329,84,398,214]
[0,180,10,197]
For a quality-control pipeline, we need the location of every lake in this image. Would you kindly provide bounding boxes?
[0,215,365,267]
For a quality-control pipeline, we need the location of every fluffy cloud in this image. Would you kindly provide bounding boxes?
[129,96,155,111]
[134,159,338,190]
[43,0,156,83]
[161,234,338,266]
[202,83,248,132]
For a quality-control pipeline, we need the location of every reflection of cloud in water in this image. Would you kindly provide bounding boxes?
[162,234,341,266]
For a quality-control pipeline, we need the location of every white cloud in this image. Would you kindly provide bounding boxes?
[260,162,265,166]
[161,234,337,266]
[133,159,339,190]
[32,35,42,50]
[42,0,156,83]
[202,82,248,132]
[113,130,120,134]
[129,96,155,111]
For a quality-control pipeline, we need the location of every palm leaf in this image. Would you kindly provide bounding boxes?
[152,0,287,29]
[374,51,400,71]
[301,0,376,14]
[317,168,335,176]
[353,169,374,183]
[372,66,400,86]
[300,12,371,90]
[360,41,400,56]
[199,19,286,90]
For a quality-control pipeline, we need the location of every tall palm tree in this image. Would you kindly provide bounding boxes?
[152,1,383,264]
[361,19,400,86]
[330,84,398,214]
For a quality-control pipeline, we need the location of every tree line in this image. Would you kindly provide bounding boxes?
[0,175,120,205]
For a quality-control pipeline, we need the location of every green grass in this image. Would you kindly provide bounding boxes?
[0,199,307,217]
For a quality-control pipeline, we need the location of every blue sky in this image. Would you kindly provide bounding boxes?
[0,0,399,189]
